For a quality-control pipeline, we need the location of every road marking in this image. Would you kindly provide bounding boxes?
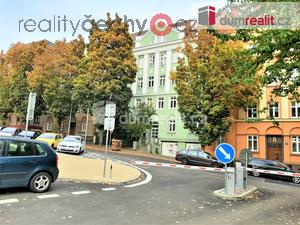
[0,198,19,205]
[37,194,60,199]
[102,188,116,191]
[71,190,91,195]
[124,163,153,188]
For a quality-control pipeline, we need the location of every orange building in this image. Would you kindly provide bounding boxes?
[207,86,300,170]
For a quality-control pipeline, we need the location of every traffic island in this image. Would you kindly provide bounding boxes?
[214,186,258,200]
[57,153,141,184]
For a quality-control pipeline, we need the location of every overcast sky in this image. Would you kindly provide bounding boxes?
[0,0,227,51]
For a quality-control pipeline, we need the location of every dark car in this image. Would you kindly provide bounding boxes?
[175,149,223,167]
[16,130,41,139]
[248,158,300,184]
[0,127,22,137]
[0,136,59,192]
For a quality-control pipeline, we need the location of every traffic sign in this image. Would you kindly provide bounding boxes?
[239,148,253,165]
[105,103,116,117]
[104,118,115,131]
[215,143,236,164]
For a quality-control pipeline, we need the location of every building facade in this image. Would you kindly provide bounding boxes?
[131,30,200,156]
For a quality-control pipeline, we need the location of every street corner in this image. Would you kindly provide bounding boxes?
[57,153,142,185]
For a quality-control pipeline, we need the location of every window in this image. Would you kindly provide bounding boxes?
[170,97,177,108]
[158,97,164,109]
[169,119,176,132]
[137,78,143,88]
[137,56,144,68]
[248,136,258,151]
[160,52,167,66]
[6,141,46,157]
[0,140,5,156]
[247,106,257,118]
[155,36,164,44]
[149,54,155,67]
[46,121,53,131]
[269,102,279,118]
[147,98,153,107]
[34,116,40,123]
[148,76,154,87]
[136,99,142,109]
[160,75,165,86]
[292,136,300,153]
[151,121,159,138]
[82,118,87,132]
[291,102,300,118]
[188,150,198,157]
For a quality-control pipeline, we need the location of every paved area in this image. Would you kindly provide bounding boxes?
[0,151,299,225]
[58,152,140,184]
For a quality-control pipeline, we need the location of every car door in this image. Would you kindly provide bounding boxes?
[0,139,6,187]
[53,135,61,148]
[1,140,38,187]
[186,150,200,165]
[198,152,213,166]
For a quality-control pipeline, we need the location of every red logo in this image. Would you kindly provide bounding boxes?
[150,13,173,36]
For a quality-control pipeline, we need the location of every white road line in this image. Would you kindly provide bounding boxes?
[0,198,19,205]
[71,190,91,195]
[124,163,152,188]
[102,188,116,191]
[37,194,60,199]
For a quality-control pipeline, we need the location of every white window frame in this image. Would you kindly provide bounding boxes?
[170,96,177,109]
[46,121,53,131]
[158,97,164,109]
[269,102,279,118]
[149,54,155,67]
[291,102,300,118]
[247,106,257,118]
[137,56,144,68]
[137,77,143,88]
[160,75,166,86]
[147,98,153,107]
[248,135,258,152]
[292,136,300,153]
[168,119,176,132]
[148,76,154,87]
[82,118,87,132]
[160,52,167,66]
[136,99,142,108]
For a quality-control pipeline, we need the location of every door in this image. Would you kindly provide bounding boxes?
[1,140,38,187]
[186,150,200,164]
[266,136,284,162]
[198,152,213,166]
[162,142,178,157]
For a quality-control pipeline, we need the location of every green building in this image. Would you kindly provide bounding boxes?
[130,29,200,156]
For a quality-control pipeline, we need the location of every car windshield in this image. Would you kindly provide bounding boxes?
[38,134,55,139]
[63,137,81,143]
[1,127,16,133]
[18,131,34,137]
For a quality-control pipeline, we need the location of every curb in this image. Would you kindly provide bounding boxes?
[213,186,258,200]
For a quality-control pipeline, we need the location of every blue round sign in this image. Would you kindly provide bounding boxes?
[215,143,236,164]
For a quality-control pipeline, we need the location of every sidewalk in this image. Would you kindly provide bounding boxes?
[57,153,141,184]
[86,144,177,163]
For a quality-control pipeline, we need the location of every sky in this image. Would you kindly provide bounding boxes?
[0,0,228,51]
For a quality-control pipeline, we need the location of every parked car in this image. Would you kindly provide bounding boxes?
[0,126,5,130]
[0,127,22,137]
[16,130,41,139]
[57,135,84,154]
[0,136,59,192]
[36,133,62,149]
[248,158,300,184]
[175,149,223,167]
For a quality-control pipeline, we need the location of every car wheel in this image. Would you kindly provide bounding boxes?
[29,172,52,193]
[292,176,300,184]
[181,157,189,165]
[252,171,261,177]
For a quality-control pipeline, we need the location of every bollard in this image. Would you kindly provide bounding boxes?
[225,167,235,195]
[236,163,247,190]
[110,165,113,178]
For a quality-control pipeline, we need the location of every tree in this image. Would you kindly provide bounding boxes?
[172,30,260,146]
[28,38,85,130]
[73,14,137,132]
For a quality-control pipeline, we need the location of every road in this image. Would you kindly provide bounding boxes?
[0,150,299,225]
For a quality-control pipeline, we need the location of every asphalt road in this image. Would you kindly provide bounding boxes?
[0,150,299,225]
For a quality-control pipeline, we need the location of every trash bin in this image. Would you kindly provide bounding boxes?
[111,139,122,151]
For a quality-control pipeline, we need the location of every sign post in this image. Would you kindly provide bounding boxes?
[215,143,236,195]
[25,92,36,138]
[103,101,116,178]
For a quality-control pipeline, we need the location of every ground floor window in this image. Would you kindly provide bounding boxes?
[248,135,258,151]
[292,136,300,153]
[151,121,159,138]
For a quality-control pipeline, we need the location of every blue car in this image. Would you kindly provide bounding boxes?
[0,137,59,192]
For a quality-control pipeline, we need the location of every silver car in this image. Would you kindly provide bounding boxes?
[57,135,84,154]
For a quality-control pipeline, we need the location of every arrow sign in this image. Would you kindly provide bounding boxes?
[215,143,235,164]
